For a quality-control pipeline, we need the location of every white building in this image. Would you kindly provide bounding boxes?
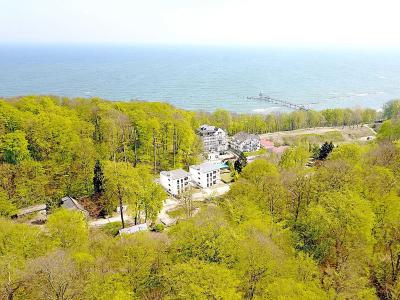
[207,152,220,161]
[160,169,191,195]
[230,132,261,153]
[119,223,148,235]
[189,162,220,189]
[197,124,228,154]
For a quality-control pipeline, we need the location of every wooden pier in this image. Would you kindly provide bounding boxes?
[247,93,310,111]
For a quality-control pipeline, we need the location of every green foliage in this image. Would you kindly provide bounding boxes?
[103,162,165,225]
[103,161,138,217]
[234,152,247,173]
[0,130,30,164]
[198,106,377,135]
[2,97,400,299]
[329,143,362,163]
[0,219,49,300]
[101,221,123,236]
[282,131,344,145]
[378,119,400,141]
[383,99,400,119]
[316,141,335,160]
[151,223,164,232]
[243,148,267,157]
[0,96,200,209]
[0,191,17,217]
[165,259,241,299]
[46,208,89,250]
[93,159,105,196]
[169,207,237,265]
[0,160,48,209]
[279,143,310,169]
[240,159,286,219]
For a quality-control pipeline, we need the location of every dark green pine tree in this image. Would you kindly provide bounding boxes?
[93,160,105,196]
[234,152,247,173]
[318,141,335,160]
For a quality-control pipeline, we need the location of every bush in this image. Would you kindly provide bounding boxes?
[151,223,164,232]
[46,209,89,250]
[101,221,122,236]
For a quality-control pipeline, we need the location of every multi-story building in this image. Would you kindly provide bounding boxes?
[197,124,228,154]
[189,162,220,189]
[230,132,261,153]
[160,169,191,195]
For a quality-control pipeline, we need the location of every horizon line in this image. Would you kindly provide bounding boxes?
[1,41,400,51]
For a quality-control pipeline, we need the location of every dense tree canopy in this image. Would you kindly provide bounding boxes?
[0,96,201,212]
[1,96,400,299]
[198,106,378,134]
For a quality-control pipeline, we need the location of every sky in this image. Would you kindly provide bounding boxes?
[1,0,400,47]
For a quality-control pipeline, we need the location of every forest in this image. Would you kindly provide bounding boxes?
[1,95,400,299]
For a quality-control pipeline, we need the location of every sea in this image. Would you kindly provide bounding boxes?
[1,44,400,113]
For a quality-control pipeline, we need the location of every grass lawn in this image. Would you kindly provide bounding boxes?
[220,172,233,183]
[167,202,208,219]
[282,131,345,145]
[243,148,267,157]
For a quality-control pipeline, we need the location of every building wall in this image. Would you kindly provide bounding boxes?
[231,138,261,153]
[207,152,220,161]
[200,129,228,153]
[160,174,190,195]
[189,167,220,189]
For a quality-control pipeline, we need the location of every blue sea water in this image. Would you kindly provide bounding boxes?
[1,44,400,113]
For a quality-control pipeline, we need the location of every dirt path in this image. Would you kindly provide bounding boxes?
[90,214,133,227]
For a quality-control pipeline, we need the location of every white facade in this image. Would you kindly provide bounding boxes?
[160,169,191,195]
[197,124,228,154]
[189,163,220,189]
[230,132,261,153]
[207,152,220,161]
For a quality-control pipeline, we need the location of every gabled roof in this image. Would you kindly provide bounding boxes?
[160,169,190,180]
[232,132,260,144]
[61,196,88,214]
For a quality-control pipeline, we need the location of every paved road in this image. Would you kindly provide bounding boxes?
[192,184,230,200]
[89,214,132,227]
[157,198,179,226]
[158,183,231,226]
[91,183,231,228]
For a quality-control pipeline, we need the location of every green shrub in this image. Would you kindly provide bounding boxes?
[151,223,164,232]
[101,221,122,236]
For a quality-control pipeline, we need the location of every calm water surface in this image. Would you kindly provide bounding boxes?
[1,45,400,112]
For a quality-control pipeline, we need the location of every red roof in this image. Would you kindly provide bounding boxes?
[260,139,274,148]
[271,146,289,154]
